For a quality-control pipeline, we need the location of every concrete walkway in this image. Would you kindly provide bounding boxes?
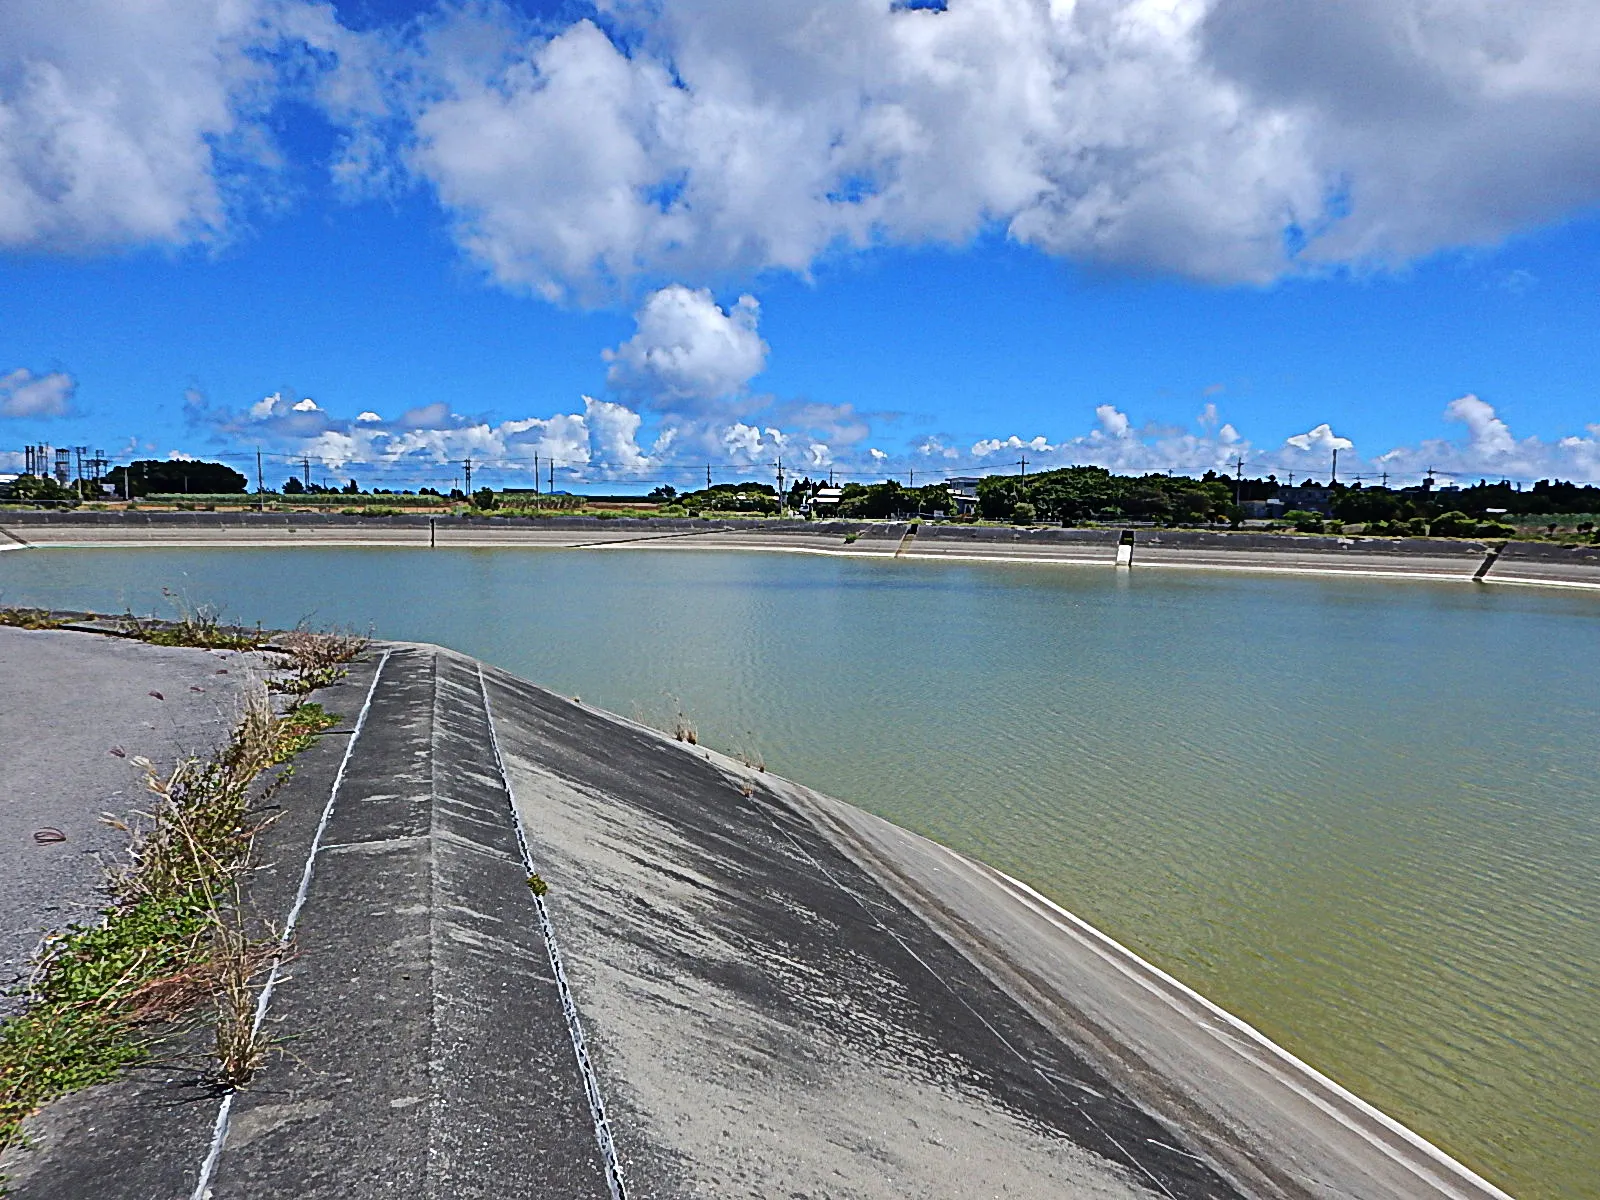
[0,627,268,1012]
[1,640,1518,1199]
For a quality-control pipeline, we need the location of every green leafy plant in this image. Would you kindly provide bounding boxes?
[0,693,337,1154]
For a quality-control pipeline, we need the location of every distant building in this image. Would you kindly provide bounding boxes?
[808,486,844,514]
[1276,486,1333,516]
[944,476,982,516]
[1239,498,1285,520]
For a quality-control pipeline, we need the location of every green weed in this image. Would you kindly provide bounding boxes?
[0,692,338,1155]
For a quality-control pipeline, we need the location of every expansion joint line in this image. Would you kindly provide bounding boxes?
[476,664,630,1200]
[190,650,392,1200]
[747,796,1179,1200]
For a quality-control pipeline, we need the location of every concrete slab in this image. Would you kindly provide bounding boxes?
[0,626,269,1012]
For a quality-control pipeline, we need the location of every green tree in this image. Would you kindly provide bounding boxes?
[1430,510,1479,537]
[106,459,247,497]
[1333,487,1401,524]
[1281,509,1324,533]
[6,473,79,507]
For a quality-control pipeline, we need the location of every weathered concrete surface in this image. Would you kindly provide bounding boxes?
[493,684,1198,1197]
[2,638,1518,1198]
[1131,530,1493,580]
[483,662,1513,1200]
[203,646,610,1200]
[6,511,1600,590]
[1489,539,1600,588]
[0,626,267,1013]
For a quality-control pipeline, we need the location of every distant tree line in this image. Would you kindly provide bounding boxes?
[976,466,1236,525]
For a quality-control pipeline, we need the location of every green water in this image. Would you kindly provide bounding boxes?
[3,547,1597,1198]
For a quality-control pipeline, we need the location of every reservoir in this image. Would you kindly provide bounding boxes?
[3,545,1596,1199]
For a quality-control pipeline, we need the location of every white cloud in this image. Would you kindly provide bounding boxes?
[1369,395,1600,484]
[0,368,74,418]
[368,0,1600,297]
[1284,422,1354,454]
[1442,393,1515,458]
[6,1,1600,291]
[583,395,651,473]
[0,0,328,251]
[936,395,1600,486]
[603,285,768,411]
[356,410,382,422]
[972,434,1056,457]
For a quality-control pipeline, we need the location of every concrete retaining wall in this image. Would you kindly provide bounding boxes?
[5,511,1598,590]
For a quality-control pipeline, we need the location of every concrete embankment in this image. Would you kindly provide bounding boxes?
[3,635,1515,1199]
[5,510,1599,591]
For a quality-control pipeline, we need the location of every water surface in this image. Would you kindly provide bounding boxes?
[3,547,1596,1198]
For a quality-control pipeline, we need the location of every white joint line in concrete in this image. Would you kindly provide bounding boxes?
[970,862,1516,1200]
[189,650,391,1200]
[476,664,630,1200]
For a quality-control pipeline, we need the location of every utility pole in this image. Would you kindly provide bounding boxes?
[1234,456,1245,507]
[1017,455,1029,480]
[1380,470,1389,489]
[256,449,265,511]
[1287,471,1296,488]
[303,456,311,491]
[909,468,915,487]
[463,456,473,497]
[549,458,556,492]
[534,454,540,494]
[773,456,786,515]
[1331,447,1339,486]
[706,464,712,489]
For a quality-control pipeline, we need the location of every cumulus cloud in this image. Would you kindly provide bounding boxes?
[931,395,1600,486]
[0,0,339,250]
[5,1,1600,292]
[1369,395,1600,484]
[359,0,1600,298]
[0,368,74,418]
[603,286,768,411]
[1284,422,1354,455]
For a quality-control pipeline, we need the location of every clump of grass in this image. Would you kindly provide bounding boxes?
[208,914,278,1089]
[267,628,370,696]
[526,874,549,898]
[672,710,698,745]
[0,691,337,1154]
[734,732,766,773]
[118,592,265,651]
[0,608,64,630]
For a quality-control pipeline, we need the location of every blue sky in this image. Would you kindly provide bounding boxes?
[3,0,1599,492]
